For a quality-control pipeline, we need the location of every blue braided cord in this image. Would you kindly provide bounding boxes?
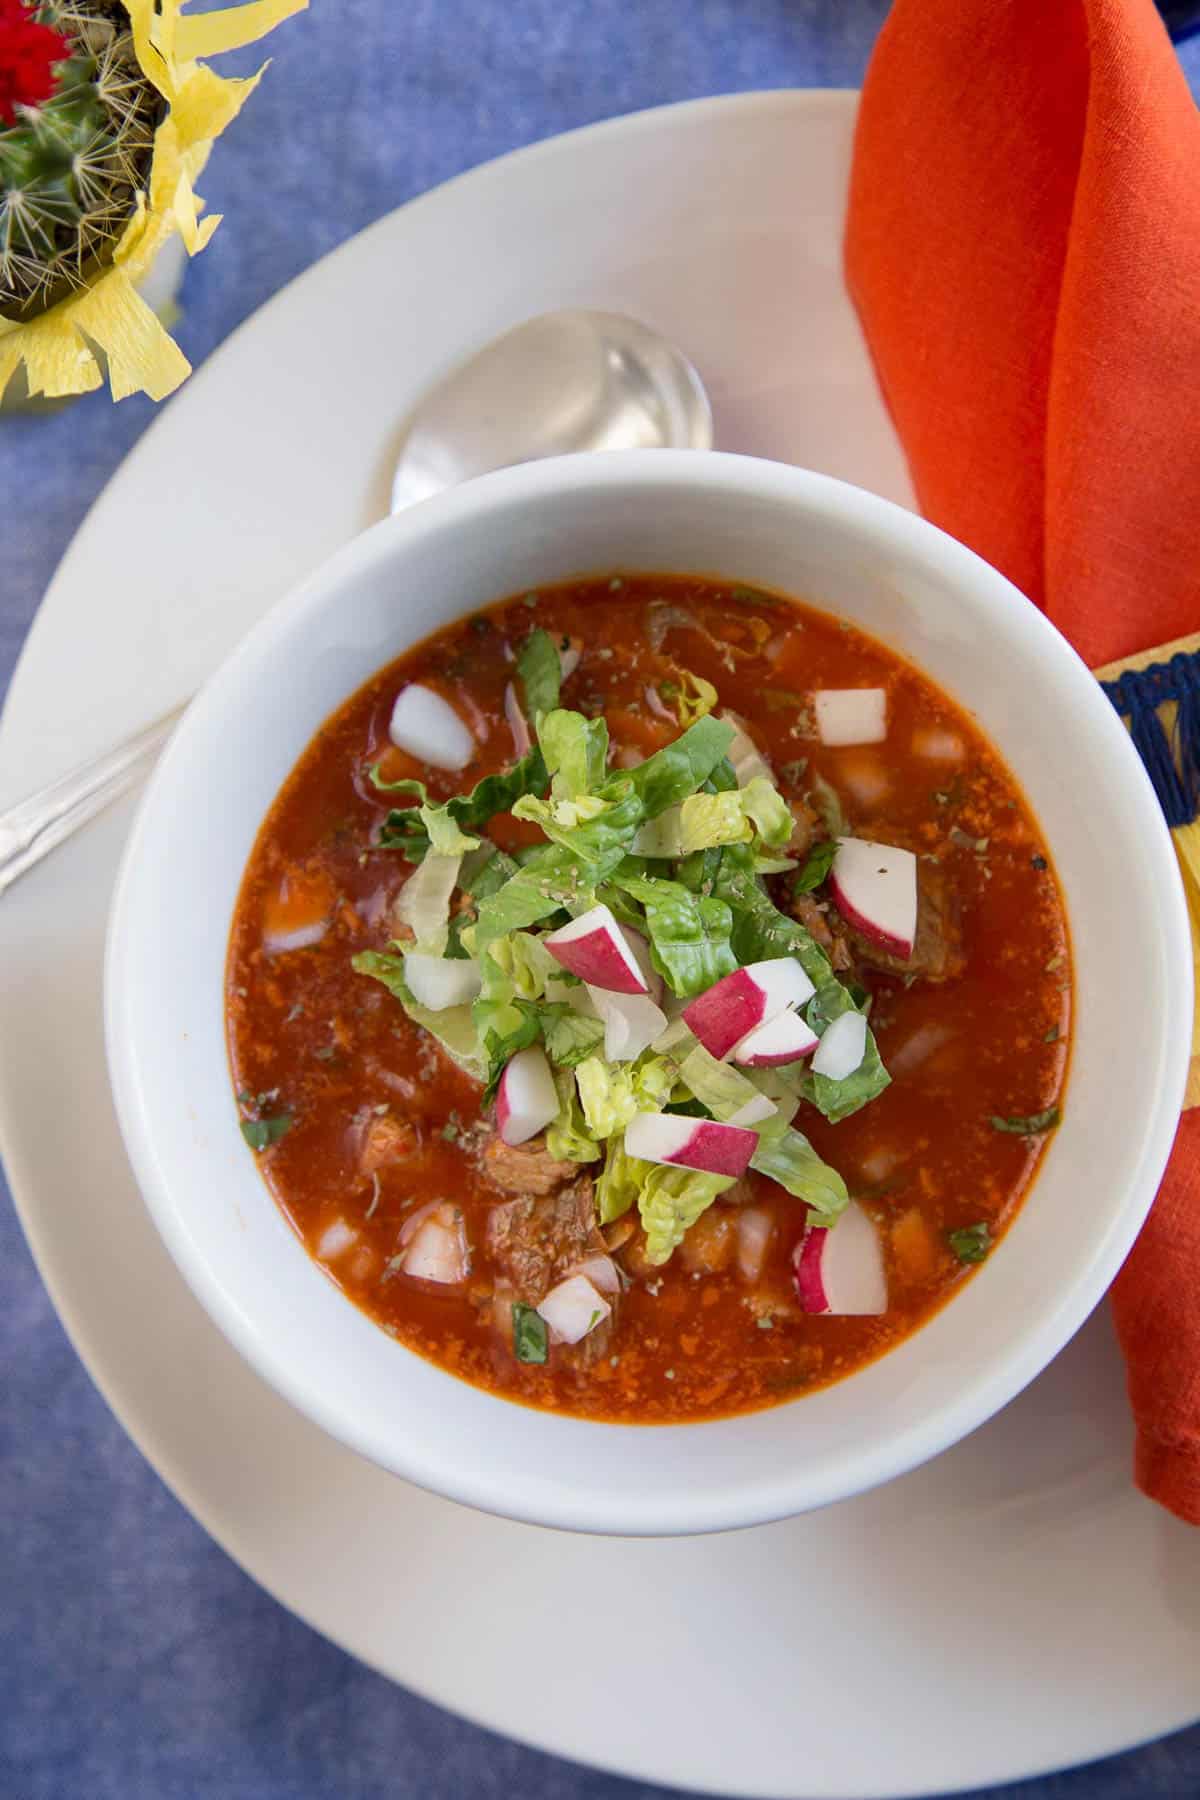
[1101,653,1200,829]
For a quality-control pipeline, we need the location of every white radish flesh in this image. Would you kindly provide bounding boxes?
[545,903,648,994]
[814,687,888,747]
[574,1253,621,1295]
[558,637,582,681]
[811,1010,868,1082]
[389,684,475,771]
[733,1008,820,1067]
[726,1092,778,1128]
[793,1201,887,1315]
[394,851,462,947]
[403,1206,470,1284]
[317,1219,358,1261]
[495,1045,559,1146]
[682,958,815,1060]
[403,952,482,1011]
[830,837,918,958]
[264,919,329,956]
[624,1112,756,1178]
[736,1208,773,1282]
[504,681,531,757]
[622,927,664,1004]
[911,726,965,764]
[588,986,668,1063]
[537,1274,611,1344]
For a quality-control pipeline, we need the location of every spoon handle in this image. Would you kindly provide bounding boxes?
[0,705,186,899]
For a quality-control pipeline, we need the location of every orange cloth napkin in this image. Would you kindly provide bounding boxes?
[845,0,1200,1523]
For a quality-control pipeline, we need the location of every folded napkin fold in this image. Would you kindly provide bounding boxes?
[846,0,1200,1522]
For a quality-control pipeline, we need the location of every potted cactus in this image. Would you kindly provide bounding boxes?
[0,0,303,407]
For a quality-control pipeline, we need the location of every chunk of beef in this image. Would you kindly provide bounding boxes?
[481,1132,575,1197]
[850,858,965,983]
[791,892,855,973]
[679,1206,736,1275]
[486,1177,606,1305]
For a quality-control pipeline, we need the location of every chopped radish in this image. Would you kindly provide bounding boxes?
[264,919,329,955]
[537,1273,611,1345]
[836,750,891,814]
[404,952,482,1011]
[558,636,582,681]
[588,986,668,1062]
[726,1092,778,1128]
[403,1204,470,1284]
[721,711,774,787]
[733,1008,819,1067]
[792,1202,887,1314]
[504,681,531,757]
[545,903,647,994]
[814,688,887,747]
[573,1253,621,1295]
[389,684,475,771]
[811,1011,868,1082]
[622,927,664,1005]
[624,1112,756,1177]
[682,959,815,1060]
[911,726,964,764]
[736,1208,773,1282]
[829,837,917,957]
[317,1219,358,1261]
[495,1045,559,1146]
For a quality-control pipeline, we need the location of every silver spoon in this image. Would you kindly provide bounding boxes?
[0,310,711,897]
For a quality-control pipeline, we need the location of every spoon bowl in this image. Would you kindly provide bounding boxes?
[389,309,712,512]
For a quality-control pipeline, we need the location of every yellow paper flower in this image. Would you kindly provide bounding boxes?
[0,0,306,403]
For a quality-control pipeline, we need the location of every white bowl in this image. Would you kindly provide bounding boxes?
[105,451,1192,1536]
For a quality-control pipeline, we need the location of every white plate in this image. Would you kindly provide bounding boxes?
[2,91,1198,1800]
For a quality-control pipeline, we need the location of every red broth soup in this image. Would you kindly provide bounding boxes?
[227,574,1069,1422]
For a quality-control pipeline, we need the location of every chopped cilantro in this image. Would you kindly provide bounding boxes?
[513,1303,548,1364]
[989,1106,1061,1136]
[240,1113,293,1152]
[948,1222,992,1264]
[755,1314,775,1331]
[1043,1026,1060,1044]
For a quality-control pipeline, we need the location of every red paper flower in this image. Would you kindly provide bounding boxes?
[0,0,70,127]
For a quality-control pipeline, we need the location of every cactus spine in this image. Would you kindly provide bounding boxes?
[0,2,161,318]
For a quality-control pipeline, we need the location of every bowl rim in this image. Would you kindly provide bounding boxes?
[104,449,1194,1534]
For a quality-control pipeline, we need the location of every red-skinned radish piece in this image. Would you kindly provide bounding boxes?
[545,902,648,995]
[495,1046,559,1146]
[811,1010,868,1082]
[389,684,475,771]
[814,687,887,747]
[829,837,917,958]
[588,986,668,1063]
[624,1112,756,1178]
[792,1202,887,1315]
[682,958,815,1060]
[403,952,482,1012]
[537,1273,611,1344]
[726,1092,778,1128]
[732,1008,819,1067]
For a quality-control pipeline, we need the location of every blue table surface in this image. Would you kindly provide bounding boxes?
[4,5,1200,1797]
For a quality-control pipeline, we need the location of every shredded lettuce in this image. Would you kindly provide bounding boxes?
[639,1163,736,1265]
[737,776,794,849]
[575,1053,674,1138]
[394,850,462,952]
[540,1005,605,1066]
[373,753,548,861]
[473,844,585,954]
[606,869,737,998]
[615,714,735,819]
[352,950,487,1082]
[546,1068,601,1163]
[517,628,563,720]
[660,668,718,727]
[678,789,749,852]
[487,929,562,1000]
[538,707,609,798]
[596,1139,643,1225]
[675,1041,761,1117]
[750,1119,848,1225]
